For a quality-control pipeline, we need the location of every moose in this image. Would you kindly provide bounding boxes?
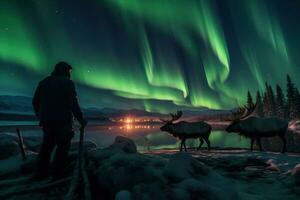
[160,111,212,152]
[225,104,288,153]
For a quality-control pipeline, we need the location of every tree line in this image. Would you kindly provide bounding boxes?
[246,75,300,120]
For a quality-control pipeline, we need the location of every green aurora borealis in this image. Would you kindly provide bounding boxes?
[0,0,300,113]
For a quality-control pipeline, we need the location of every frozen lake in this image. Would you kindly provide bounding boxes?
[0,121,250,150]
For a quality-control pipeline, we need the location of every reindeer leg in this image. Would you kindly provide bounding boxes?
[256,138,263,152]
[180,140,183,152]
[279,134,287,154]
[250,138,255,151]
[203,137,210,151]
[197,138,204,151]
[183,139,187,152]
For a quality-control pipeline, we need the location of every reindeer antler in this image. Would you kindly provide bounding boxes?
[231,103,257,120]
[170,111,182,122]
[160,111,183,123]
[241,102,256,119]
[231,107,246,120]
[159,118,169,123]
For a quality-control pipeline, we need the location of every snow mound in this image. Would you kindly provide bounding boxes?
[0,133,21,159]
[266,159,280,172]
[164,153,210,182]
[23,136,42,152]
[91,151,166,198]
[289,120,300,134]
[108,136,137,153]
[89,136,239,199]
[291,164,300,185]
[173,178,234,200]
[115,190,132,200]
[0,154,37,178]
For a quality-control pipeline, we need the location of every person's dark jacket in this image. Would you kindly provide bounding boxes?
[32,75,83,125]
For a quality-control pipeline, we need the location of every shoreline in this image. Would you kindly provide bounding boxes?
[0,120,229,132]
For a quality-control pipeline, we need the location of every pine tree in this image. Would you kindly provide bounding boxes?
[256,91,264,117]
[294,89,300,119]
[247,91,254,108]
[286,75,297,119]
[255,91,264,117]
[263,91,269,117]
[267,85,276,116]
[275,85,285,119]
[263,83,272,116]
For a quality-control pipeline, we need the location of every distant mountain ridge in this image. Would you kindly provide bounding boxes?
[0,95,164,120]
[0,95,230,121]
[0,95,33,113]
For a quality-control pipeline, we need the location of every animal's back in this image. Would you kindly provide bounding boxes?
[174,121,211,135]
[240,117,288,134]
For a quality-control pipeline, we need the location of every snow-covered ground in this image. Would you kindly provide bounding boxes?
[145,149,300,200]
[0,133,299,200]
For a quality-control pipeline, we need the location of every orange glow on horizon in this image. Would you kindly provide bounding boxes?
[124,117,133,123]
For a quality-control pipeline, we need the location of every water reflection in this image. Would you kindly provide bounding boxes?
[108,125,156,131]
[86,124,249,151]
[16,123,250,151]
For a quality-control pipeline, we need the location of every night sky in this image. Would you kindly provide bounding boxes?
[1,0,300,113]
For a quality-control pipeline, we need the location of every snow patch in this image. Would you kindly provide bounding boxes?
[0,133,21,159]
[89,136,239,199]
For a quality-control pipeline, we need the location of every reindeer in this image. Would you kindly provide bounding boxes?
[225,104,288,153]
[160,111,212,152]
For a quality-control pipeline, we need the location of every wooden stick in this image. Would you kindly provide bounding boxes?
[16,128,27,160]
[79,126,92,200]
[65,125,91,200]
[65,160,80,200]
[81,156,92,200]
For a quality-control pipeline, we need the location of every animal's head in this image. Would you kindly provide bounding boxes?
[160,111,183,133]
[226,103,256,133]
[226,120,241,133]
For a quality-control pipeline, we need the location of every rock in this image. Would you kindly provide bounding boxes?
[0,133,20,159]
[169,188,189,200]
[24,136,42,152]
[90,137,238,199]
[266,159,280,172]
[164,153,209,183]
[89,136,137,164]
[94,153,166,198]
[108,136,137,154]
[131,182,169,200]
[115,190,132,200]
[291,163,300,185]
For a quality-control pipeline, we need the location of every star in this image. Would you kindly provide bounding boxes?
[55,10,65,15]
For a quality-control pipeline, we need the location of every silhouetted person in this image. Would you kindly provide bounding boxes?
[32,62,87,179]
